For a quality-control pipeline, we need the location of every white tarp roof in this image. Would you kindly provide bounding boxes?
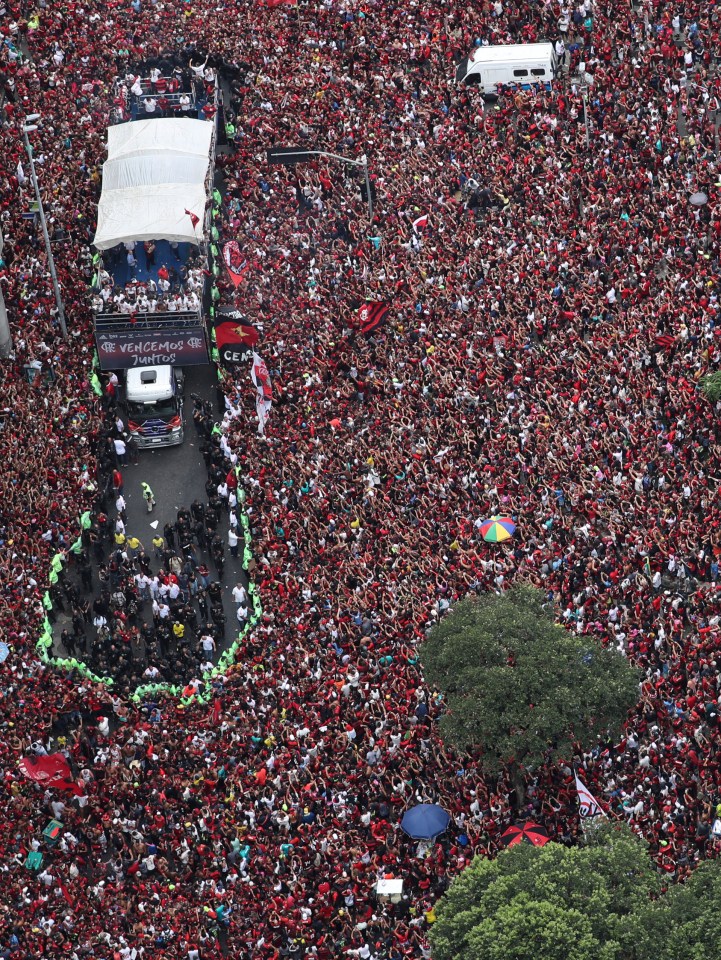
[93,117,213,250]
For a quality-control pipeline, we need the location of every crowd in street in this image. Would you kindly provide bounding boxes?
[51,393,243,694]
[2,0,721,956]
[91,248,205,317]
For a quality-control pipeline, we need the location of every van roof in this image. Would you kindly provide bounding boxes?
[469,42,555,65]
[125,365,174,400]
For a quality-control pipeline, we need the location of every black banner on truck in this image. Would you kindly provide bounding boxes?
[95,326,209,370]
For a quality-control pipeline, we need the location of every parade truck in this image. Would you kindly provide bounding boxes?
[123,365,185,449]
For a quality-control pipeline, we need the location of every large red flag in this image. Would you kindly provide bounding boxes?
[223,241,249,288]
[19,754,84,796]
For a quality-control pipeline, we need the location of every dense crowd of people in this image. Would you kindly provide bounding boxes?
[2,0,721,956]
[91,248,205,316]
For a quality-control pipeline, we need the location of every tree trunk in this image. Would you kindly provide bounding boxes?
[509,761,526,810]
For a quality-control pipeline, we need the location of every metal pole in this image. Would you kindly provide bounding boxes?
[362,154,373,222]
[269,148,374,221]
[583,89,590,149]
[22,129,68,339]
[0,290,11,358]
[0,228,12,358]
[284,148,374,222]
[312,149,367,167]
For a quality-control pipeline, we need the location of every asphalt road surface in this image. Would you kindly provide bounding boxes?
[52,362,248,674]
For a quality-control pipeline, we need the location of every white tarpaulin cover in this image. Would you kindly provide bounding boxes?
[93,117,213,250]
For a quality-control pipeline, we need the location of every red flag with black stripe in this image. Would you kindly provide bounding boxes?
[223,241,249,288]
[357,302,390,338]
[654,334,675,352]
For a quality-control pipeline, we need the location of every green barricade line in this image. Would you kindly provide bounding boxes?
[39,418,262,704]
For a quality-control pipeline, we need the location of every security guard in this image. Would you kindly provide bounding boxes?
[141,481,156,512]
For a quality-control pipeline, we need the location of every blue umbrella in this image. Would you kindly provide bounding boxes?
[401,804,451,840]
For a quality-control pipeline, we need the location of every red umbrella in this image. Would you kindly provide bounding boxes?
[500,822,550,848]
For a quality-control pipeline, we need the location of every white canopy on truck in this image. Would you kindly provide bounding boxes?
[93,117,213,250]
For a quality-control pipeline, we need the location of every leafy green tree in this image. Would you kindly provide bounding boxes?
[635,859,721,960]
[701,370,721,404]
[431,824,721,960]
[430,825,661,960]
[420,587,639,788]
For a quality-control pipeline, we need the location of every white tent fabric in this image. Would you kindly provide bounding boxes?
[94,117,213,250]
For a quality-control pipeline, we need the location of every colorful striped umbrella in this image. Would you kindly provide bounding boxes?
[480,516,516,543]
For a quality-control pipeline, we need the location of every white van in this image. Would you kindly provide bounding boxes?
[123,365,185,449]
[456,42,557,92]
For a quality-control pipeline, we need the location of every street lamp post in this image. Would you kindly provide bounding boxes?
[0,226,12,358]
[571,70,592,150]
[267,146,374,222]
[22,116,68,340]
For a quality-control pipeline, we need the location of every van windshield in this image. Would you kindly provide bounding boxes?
[127,399,178,420]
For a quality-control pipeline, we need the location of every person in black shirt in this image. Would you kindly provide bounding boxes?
[163,522,176,550]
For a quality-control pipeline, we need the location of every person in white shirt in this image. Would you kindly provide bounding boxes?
[114,436,127,465]
[232,582,247,605]
[200,632,216,658]
[228,527,239,557]
[190,57,208,79]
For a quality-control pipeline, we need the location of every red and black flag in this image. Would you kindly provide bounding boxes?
[215,306,259,366]
[223,240,249,287]
[357,301,390,338]
[654,334,675,352]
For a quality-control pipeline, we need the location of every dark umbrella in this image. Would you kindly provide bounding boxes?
[401,804,451,840]
[500,822,551,848]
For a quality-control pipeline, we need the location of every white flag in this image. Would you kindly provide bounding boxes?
[251,351,272,434]
[17,161,26,185]
[256,394,272,436]
[250,351,272,399]
[575,774,606,819]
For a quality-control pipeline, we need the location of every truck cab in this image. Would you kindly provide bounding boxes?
[124,365,184,449]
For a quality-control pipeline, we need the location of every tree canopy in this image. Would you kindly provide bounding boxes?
[430,825,721,960]
[420,586,640,774]
[701,370,721,404]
